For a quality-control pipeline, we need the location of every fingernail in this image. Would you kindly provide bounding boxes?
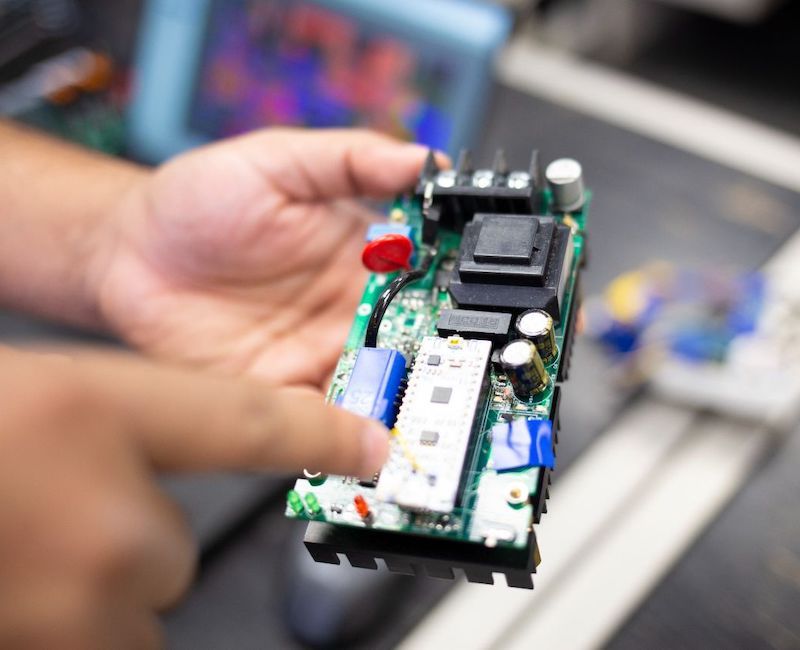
[360,422,390,476]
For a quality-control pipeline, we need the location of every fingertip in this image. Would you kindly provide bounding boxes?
[358,420,390,477]
[433,149,452,169]
[392,144,453,179]
[364,142,450,193]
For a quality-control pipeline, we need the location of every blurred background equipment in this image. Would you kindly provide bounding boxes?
[128,0,511,161]
[0,0,80,75]
[585,263,800,430]
[0,0,127,152]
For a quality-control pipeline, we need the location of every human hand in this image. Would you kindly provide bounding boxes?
[0,346,387,649]
[93,129,440,388]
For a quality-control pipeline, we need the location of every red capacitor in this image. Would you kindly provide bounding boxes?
[354,494,371,519]
[361,234,414,273]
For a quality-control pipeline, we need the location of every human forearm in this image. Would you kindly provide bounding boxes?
[0,120,148,330]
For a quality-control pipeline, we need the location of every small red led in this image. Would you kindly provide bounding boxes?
[361,234,414,273]
[354,494,371,519]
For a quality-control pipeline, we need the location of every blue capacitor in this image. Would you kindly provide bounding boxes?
[491,419,555,472]
[338,347,406,427]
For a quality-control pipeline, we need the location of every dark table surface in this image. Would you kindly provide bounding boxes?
[2,82,799,648]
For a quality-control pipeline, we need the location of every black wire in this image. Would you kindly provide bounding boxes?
[364,250,435,348]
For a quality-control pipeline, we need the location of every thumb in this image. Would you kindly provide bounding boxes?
[68,351,390,477]
[235,128,451,201]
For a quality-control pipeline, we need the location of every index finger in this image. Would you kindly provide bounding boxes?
[68,350,390,477]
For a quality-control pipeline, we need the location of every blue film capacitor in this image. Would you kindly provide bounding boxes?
[337,347,406,428]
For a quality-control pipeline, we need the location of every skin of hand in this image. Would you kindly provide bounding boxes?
[0,126,437,647]
[0,346,388,650]
[91,129,445,388]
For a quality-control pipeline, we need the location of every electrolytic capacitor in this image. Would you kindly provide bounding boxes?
[516,309,557,364]
[545,158,584,212]
[499,339,549,399]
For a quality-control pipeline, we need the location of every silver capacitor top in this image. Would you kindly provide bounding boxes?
[516,309,557,364]
[499,339,549,399]
[545,158,584,212]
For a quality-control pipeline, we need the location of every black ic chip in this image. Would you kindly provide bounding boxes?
[437,308,512,347]
[427,354,441,366]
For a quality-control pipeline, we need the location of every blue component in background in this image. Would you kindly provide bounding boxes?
[670,327,729,362]
[338,347,406,427]
[727,271,765,336]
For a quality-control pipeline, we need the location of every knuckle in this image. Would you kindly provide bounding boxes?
[79,521,141,587]
[73,496,154,587]
[76,492,197,608]
[155,504,197,608]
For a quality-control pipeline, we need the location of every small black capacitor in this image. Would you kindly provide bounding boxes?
[516,309,557,364]
[499,339,549,399]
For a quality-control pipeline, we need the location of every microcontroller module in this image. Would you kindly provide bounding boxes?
[286,150,589,588]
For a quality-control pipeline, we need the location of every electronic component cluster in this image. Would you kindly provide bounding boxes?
[286,149,589,588]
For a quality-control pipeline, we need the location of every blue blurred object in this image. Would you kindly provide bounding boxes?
[129,0,512,162]
[598,322,641,355]
[669,326,730,362]
[337,347,406,427]
[727,272,765,335]
[365,223,415,242]
[590,265,768,364]
[491,419,555,472]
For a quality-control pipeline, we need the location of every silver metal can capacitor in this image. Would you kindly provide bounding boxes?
[499,339,549,399]
[545,158,584,212]
[516,309,557,364]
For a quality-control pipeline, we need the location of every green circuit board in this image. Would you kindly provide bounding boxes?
[286,188,588,552]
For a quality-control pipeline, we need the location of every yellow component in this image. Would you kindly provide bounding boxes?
[605,270,648,324]
[562,214,579,233]
[447,335,463,348]
[389,208,406,223]
[390,427,424,473]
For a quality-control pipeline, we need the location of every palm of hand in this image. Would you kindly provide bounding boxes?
[100,136,377,389]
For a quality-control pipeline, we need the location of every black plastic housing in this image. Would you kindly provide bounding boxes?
[436,308,512,347]
[449,215,573,321]
[415,149,542,243]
